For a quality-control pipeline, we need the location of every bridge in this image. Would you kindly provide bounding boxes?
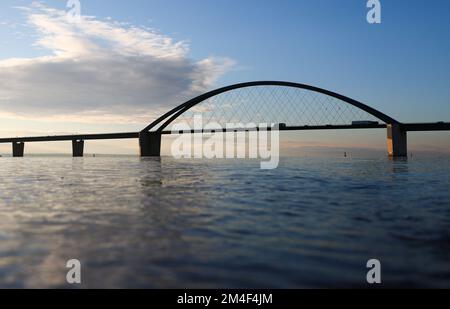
[0,81,449,158]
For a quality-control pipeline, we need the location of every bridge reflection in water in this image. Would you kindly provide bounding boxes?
[1,81,449,158]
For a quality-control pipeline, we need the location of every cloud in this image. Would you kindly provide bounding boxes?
[0,2,234,125]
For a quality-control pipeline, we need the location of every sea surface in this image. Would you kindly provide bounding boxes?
[0,155,449,288]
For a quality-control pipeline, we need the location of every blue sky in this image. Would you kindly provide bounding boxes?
[0,0,449,154]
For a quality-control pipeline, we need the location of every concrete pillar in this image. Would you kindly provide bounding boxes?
[12,142,25,157]
[72,140,85,157]
[387,124,407,157]
[139,132,161,157]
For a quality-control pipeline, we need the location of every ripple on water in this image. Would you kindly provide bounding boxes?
[0,155,449,288]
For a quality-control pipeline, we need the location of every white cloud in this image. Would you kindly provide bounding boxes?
[0,2,234,125]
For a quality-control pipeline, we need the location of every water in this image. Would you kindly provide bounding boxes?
[0,155,449,288]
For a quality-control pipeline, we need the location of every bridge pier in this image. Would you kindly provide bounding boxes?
[72,140,84,157]
[139,132,161,157]
[387,124,407,157]
[12,142,25,157]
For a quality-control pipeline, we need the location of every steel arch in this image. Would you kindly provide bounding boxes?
[141,81,399,133]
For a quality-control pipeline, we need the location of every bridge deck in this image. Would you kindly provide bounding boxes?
[0,123,448,144]
[0,124,385,143]
[402,122,450,132]
[0,132,139,143]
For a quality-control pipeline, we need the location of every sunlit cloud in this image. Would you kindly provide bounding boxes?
[0,2,234,125]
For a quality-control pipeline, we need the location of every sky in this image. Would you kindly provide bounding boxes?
[0,0,449,155]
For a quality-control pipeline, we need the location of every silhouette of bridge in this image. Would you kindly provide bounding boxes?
[1,81,449,158]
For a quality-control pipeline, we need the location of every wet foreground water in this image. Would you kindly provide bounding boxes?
[0,155,449,288]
